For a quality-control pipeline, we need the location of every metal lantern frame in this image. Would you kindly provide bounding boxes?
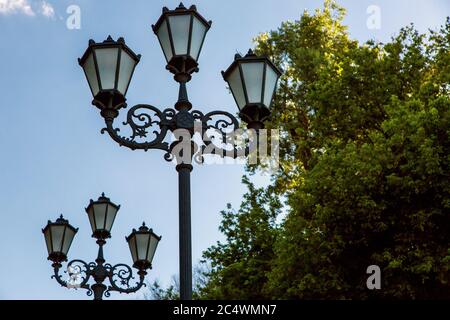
[42,215,78,264]
[222,49,282,128]
[78,36,141,113]
[126,223,162,270]
[152,3,212,79]
[85,193,121,240]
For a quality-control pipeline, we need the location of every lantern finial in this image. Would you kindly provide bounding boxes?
[139,222,149,231]
[246,49,256,57]
[56,215,68,223]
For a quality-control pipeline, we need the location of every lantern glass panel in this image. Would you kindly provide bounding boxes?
[147,235,159,264]
[51,225,65,253]
[104,205,118,232]
[82,53,100,96]
[157,20,173,62]
[136,233,150,261]
[117,50,136,94]
[168,15,191,56]
[263,66,279,107]
[62,227,76,255]
[95,47,119,90]
[94,203,107,230]
[128,235,138,262]
[44,229,52,255]
[242,62,264,104]
[87,206,96,233]
[190,16,207,60]
[227,67,246,110]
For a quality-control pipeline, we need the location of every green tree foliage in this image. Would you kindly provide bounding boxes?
[200,177,282,299]
[147,264,210,300]
[201,0,450,299]
[147,278,179,300]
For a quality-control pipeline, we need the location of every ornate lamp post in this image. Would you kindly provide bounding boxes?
[78,3,281,300]
[42,194,161,300]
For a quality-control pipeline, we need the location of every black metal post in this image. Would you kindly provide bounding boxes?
[92,240,107,300]
[176,163,193,300]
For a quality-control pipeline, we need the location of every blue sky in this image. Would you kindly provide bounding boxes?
[0,0,448,300]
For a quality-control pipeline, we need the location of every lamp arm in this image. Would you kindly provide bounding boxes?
[100,105,260,163]
[106,263,146,295]
[194,109,258,162]
[51,259,92,294]
[51,265,68,288]
[196,110,240,132]
[101,104,176,153]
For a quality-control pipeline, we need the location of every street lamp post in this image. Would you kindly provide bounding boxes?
[78,3,281,300]
[42,194,161,300]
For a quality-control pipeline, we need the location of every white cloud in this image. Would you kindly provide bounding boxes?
[40,0,54,18]
[0,0,56,18]
[0,0,35,16]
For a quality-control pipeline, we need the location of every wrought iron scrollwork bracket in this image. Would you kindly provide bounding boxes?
[52,260,93,296]
[51,259,146,300]
[100,103,258,164]
[105,263,146,296]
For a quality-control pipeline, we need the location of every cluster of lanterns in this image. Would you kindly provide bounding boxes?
[43,194,161,272]
[78,3,281,127]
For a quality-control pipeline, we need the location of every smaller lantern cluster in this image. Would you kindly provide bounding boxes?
[42,194,161,272]
[78,2,282,130]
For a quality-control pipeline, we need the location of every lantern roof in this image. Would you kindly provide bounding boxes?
[151,2,212,33]
[42,214,78,233]
[126,222,162,241]
[86,192,120,211]
[78,36,141,67]
[222,49,282,80]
